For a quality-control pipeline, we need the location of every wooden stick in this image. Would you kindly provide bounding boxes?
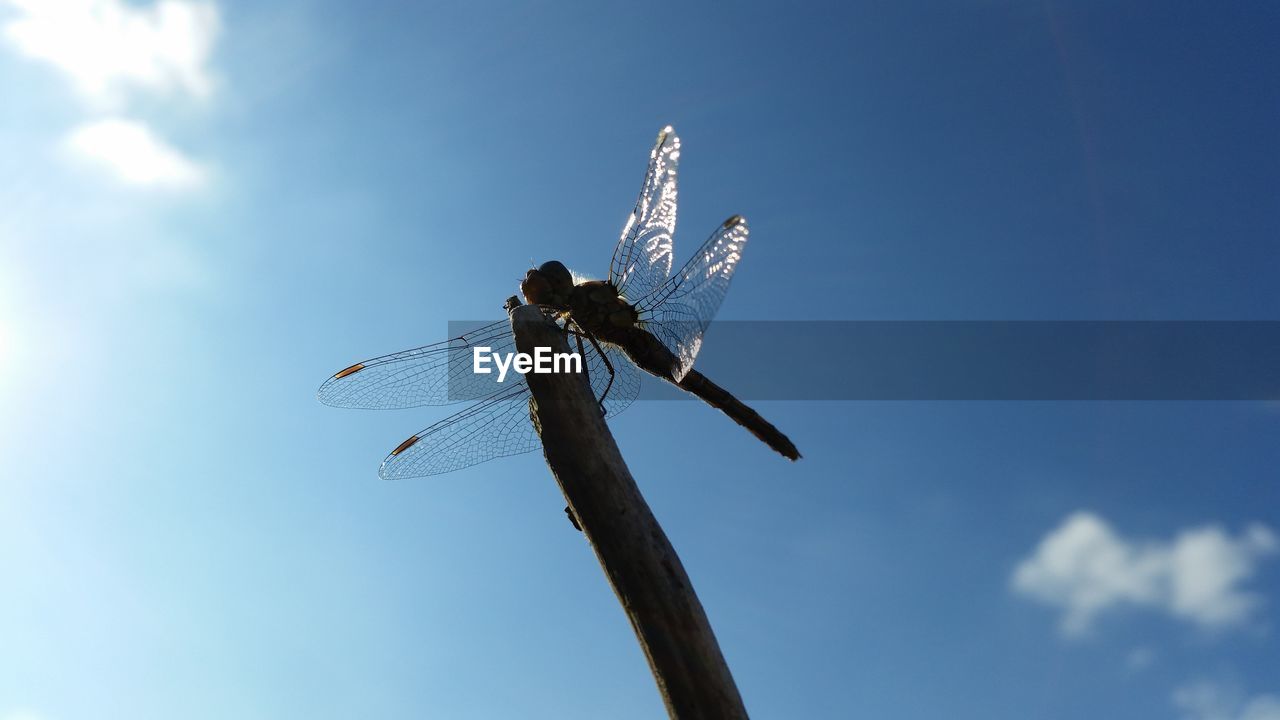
[507,298,750,720]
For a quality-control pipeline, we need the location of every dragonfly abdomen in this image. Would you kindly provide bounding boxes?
[582,323,675,379]
[676,370,802,461]
[599,324,802,461]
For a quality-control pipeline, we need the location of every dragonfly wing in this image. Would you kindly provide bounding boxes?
[318,319,517,409]
[577,333,642,418]
[379,384,540,479]
[633,215,749,381]
[374,320,640,479]
[609,126,679,302]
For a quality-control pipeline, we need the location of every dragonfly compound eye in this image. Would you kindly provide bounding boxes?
[537,260,573,293]
[521,271,553,305]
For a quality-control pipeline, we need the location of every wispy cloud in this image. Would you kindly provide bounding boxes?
[66,118,204,188]
[1011,511,1277,636]
[1,0,219,104]
[1,0,219,191]
[1174,681,1280,720]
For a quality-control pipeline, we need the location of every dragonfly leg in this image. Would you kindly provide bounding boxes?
[574,327,590,388]
[561,318,588,363]
[583,331,615,415]
[566,319,614,416]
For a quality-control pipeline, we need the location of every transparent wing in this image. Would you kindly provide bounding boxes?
[580,333,642,416]
[317,319,516,409]
[609,126,679,302]
[633,215,749,381]
[371,319,643,479]
[379,385,540,479]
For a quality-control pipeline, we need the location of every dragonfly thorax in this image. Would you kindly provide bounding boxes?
[567,280,641,334]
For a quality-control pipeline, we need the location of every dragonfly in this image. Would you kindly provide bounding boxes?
[319,126,800,479]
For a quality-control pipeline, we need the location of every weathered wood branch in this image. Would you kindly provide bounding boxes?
[507,298,749,720]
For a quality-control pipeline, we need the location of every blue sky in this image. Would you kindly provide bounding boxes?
[1,1,1277,719]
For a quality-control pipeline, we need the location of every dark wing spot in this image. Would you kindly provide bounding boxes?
[391,435,420,456]
[334,363,365,379]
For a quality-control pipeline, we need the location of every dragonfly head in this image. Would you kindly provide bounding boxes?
[521,260,573,307]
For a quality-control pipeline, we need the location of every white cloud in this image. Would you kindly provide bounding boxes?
[1174,681,1280,720]
[66,118,205,188]
[1011,511,1277,636]
[1,0,219,103]
[1,1,218,192]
